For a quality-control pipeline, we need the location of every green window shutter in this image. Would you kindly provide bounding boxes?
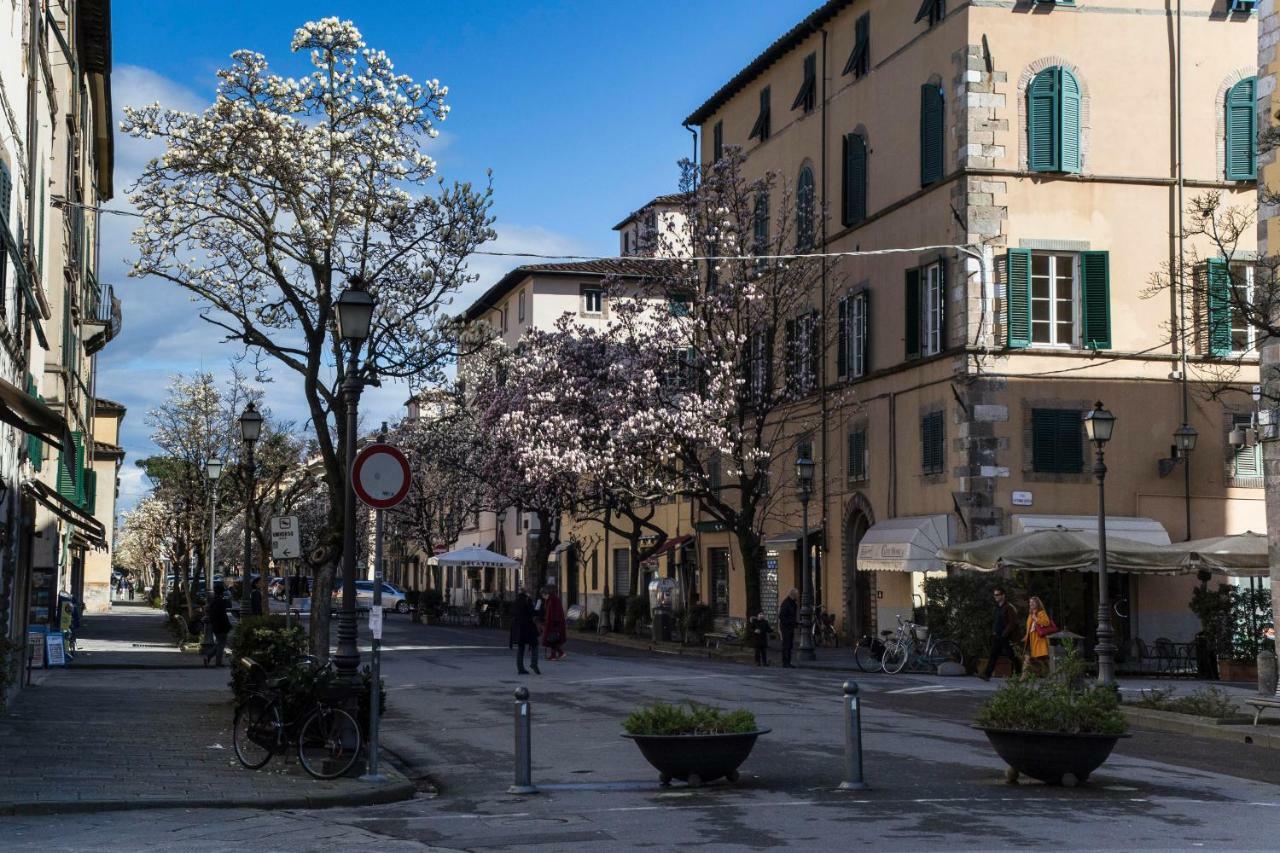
[837,297,848,378]
[1032,409,1083,473]
[83,469,97,512]
[920,84,945,186]
[1005,248,1032,348]
[842,133,867,226]
[1027,68,1059,172]
[859,289,871,375]
[25,374,43,472]
[74,431,86,506]
[58,431,82,502]
[1225,77,1257,181]
[1207,259,1232,356]
[0,160,11,227]
[785,318,797,388]
[1080,251,1111,350]
[848,429,867,479]
[921,412,944,474]
[712,121,723,162]
[1060,69,1081,173]
[843,13,870,79]
[905,267,921,359]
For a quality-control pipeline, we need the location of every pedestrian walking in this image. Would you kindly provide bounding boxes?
[1022,596,1057,677]
[510,591,541,675]
[250,583,263,617]
[750,611,771,666]
[204,585,232,667]
[540,585,567,661]
[778,588,799,668]
[981,585,1022,681]
[126,578,135,601]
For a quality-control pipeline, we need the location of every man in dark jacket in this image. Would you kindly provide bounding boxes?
[778,588,799,668]
[510,591,541,675]
[981,586,1022,680]
[204,585,233,667]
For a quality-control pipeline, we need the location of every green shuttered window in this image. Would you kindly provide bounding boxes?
[25,375,43,471]
[842,133,867,227]
[921,411,945,475]
[1006,248,1032,349]
[1027,67,1081,174]
[843,13,870,79]
[1080,251,1111,350]
[83,469,98,513]
[1225,77,1257,181]
[920,84,944,186]
[1031,408,1084,474]
[797,166,816,250]
[1207,258,1232,357]
[749,87,771,142]
[1005,249,1109,350]
[58,431,85,505]
[837,297,848,378]
[848,428,867,480]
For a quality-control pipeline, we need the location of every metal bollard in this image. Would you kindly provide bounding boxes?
[509,686,538,794]
[839,680,868,790]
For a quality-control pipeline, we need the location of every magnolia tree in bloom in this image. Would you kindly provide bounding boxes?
[123,19,494,655]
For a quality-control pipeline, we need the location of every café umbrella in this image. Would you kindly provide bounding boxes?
[935,528,1185,574]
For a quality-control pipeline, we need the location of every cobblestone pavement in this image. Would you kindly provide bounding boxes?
[0,605,413,815]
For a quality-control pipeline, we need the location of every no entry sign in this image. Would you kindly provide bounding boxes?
[352,443,411,509]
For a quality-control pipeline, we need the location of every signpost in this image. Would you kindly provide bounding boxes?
[352,435,410,784]
[271,517,302,628]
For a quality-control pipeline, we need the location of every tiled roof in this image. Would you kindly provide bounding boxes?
[94,397,127,414]
[461,258,678,322]
[683,0,854,126]
[612,192,692,231]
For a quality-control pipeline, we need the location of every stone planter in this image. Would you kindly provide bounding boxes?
[622,729,770,787]
[975,727,1128,785]
[1218,659,1259,684]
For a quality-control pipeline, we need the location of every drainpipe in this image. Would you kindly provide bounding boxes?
[683,123,698,190]
[1176,0,1192,541]
[817,24,830,606]
[24,0,41,296]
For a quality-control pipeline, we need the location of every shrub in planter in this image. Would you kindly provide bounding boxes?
[269,659,387,738]
[229,616,306,703]
[623,702,768,787]
[624,702,758,736]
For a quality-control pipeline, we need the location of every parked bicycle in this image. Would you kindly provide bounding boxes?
[232,655,363,779]
[853,630,894,673]
[881,615,963,674]
[811,606,839,647]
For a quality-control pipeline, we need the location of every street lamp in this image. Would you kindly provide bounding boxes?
[334,276,376,681]
[206,458,223,596]
[239,401,263,614]
[1173,422,1198,540]
[795,447,816,663]
[1082,401,1117,688]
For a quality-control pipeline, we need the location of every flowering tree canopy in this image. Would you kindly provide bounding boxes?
[123,18,494,651]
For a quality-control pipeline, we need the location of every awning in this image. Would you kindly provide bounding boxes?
[765,529,824,548]
[0,377,68,454]
[23,478,106,544]
[937,528,1185,575]
[428,545,519,569]
[1012,514,1171,546]
[648,534,694,559]
[694,520,727,533]
[857,515,954,572]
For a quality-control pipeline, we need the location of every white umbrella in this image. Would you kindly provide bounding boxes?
[428,545,519,569]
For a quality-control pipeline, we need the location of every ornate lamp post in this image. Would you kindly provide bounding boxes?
[1173,422,1198,539]
[334,276,376,681]
[1082,401,1117,687]
[206,458,223,596]
[796,447,816,662]
[238,402,263,613]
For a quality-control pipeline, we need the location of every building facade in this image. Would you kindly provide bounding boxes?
[682,0,1259,643]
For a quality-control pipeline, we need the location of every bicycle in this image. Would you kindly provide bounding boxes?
[881,615,963,675]
[811,607,839,647]
[232,655,363,779]
[853,630,894,673]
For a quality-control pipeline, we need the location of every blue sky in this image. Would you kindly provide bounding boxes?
[101,0,819,509]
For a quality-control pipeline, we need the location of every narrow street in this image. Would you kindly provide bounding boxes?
[8,614,1279,852]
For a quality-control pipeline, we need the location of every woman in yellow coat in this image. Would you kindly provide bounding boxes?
[1023,596,1053,676]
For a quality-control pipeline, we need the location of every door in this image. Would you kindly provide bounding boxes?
[613,548,631,598]
[845,512,872,641]
[710,548,730,617]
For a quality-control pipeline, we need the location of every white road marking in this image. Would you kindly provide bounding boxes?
[885,685,963,695]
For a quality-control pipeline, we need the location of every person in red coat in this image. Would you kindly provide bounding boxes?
[540,585,567,661]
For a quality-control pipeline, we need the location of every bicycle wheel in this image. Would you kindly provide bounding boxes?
[854,641,883,673]
[233,695,278,769]
[882,640,909,674]
[931,639,963,669]
[297,707,362,779]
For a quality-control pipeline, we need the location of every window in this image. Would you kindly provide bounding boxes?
[915,0,946,27]
[1005,249,1110,350]
[905,262,945,359]
[1229,412,1262,485]
[796,165,816,250]
[712,120,724,162]
[1225,77,1257,181]
[1207,260,1258,356]
[847,428,868,481]
[708,453,722,490]
[0,159,11,311]
[591,551,599,591]
[623,231,631,256]
[748,328,771,402]
[921,411,945,475]
[582,286,603,314]
[920,84,945,186]
[1230,1,1257,14]
[792,53,817,114]
[1031,408,1084,473]
[669,293,692,317]
[517,289,526,324]
[749,87,771,142]
[786,312,818,394]
[841,133,867,227]
[753,192,769,267]
[843,13,870,79]
[838,291,869,379]
[1027,66,1081,173]
[501,305,508,333]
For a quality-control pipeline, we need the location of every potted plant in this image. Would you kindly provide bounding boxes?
[622,701,769,787]
[973,647,1128,786]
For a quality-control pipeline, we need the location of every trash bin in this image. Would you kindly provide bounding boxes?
[1048,630,1084,675]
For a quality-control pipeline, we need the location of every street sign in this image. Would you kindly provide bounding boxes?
[270,516,302,560]
[352,443,411,509]
[368,605,383,640]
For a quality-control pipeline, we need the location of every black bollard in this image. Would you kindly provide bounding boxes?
[509,686,537,794]
[839,680,868,790]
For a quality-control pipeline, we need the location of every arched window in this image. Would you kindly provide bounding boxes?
[841,134,867,226]
[920,83,945,186]
[1225,77,1257,181]
[1027,66,1081,173]
[796,164,815,250]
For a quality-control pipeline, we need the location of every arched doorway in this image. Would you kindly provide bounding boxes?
[842,494,875,643]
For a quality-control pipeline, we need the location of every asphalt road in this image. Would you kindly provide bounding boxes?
[8,615,1279,852]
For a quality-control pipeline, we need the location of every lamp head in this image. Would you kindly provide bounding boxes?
[335,275,376,342]
[206,458,224,481]
[1173,423,1198,453]
[239,401,264,444]
[1082,401,1116,445]
[795,447,815,496]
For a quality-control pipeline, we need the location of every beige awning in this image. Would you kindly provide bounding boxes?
[937,527,1187,575]
[1011,514,1171,545]
[857,515,954,572]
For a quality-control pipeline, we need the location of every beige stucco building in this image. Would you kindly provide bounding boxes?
[680,0,1260,645]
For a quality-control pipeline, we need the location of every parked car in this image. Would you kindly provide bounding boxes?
[331,580,410,613]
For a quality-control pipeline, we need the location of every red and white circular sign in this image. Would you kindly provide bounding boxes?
[352,443,411,509]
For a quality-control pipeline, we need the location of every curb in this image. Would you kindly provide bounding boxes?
[0,771,417,817]
[569,630,754,662]
[1123,706,1280,750]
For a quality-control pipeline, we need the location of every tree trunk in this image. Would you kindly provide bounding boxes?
[735,522,764,618]
[1263,343,1280,696]
[310,561,336,661]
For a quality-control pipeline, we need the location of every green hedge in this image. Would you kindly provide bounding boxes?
[229,615,306,703]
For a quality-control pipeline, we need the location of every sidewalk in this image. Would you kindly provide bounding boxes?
[0,604,415,815]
